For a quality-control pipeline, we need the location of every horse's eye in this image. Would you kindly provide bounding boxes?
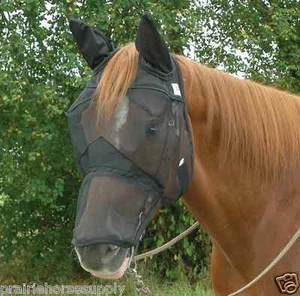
[146,124,157,136]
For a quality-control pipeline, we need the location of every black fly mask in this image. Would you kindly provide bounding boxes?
[67,14,193,249]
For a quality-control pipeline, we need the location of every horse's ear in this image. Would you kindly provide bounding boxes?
[69,19,114,70]
[135,13,172,74]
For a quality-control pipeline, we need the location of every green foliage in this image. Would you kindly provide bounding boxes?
[194,1,300,93]
[138,201,211,281]
[0,0,82,280]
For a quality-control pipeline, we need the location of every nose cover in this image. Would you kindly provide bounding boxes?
[67,17,193,248]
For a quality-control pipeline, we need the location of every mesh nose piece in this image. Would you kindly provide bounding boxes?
[72,169,163,248]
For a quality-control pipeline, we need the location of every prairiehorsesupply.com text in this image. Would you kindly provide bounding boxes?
[0,282,126,295]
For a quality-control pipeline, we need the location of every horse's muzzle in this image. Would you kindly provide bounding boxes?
[75,244,131,279]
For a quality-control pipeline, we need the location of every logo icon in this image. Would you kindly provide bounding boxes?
[275,272,299,294]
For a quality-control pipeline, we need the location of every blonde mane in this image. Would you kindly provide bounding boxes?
[95,43,300,180]
[95,43,139,120]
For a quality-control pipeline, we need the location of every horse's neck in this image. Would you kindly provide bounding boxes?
[183,149,267,271]
[183,79,300,281]
[184,126,300,281]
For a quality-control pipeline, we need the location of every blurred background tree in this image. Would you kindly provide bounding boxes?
[0,0,298,282]
[194,1,300,93]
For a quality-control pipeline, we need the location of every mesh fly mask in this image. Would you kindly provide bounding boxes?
[67,15,193,249]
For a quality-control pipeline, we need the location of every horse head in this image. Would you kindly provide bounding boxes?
[67,13,193,279]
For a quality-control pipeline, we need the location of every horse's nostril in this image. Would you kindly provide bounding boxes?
[108,244,120,252]
[99,245,120,265]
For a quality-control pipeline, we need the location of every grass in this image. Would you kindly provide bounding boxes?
[124,276,213,295]
[0,272,212,296]
[76,269,212,295]
[0,259,213,295]
[93,269,214,296]
[47,275,213,296]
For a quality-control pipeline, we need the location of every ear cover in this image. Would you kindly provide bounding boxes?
[135,13,172,74]
[69,19,114,70]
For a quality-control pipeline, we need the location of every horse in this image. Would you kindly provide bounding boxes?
[68,13,300,296]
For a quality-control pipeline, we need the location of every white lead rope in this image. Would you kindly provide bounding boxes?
[131,223,299,296]
[134,222,199,261]
[228,227,300,296]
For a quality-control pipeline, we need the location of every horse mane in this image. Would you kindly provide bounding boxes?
[95,43,300,181]
[95,43,139,120]
[175,55,300,180]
